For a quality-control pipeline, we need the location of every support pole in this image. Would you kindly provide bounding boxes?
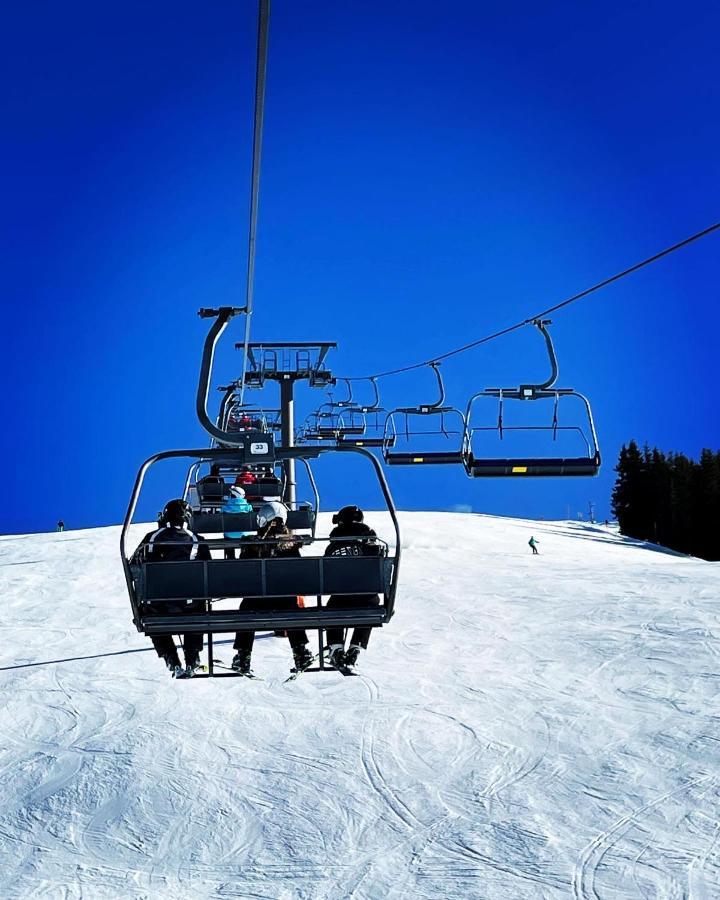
[280,378,296,507]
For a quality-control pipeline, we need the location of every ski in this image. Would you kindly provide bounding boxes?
[325,661,359,677]
[284,655,317,683]
[337,666,359,677]
[211,659,264,679]
[173,666,207,679]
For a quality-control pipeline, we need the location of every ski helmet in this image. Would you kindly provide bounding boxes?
[256,500,288,529]
[161,498,192,527]
[229,485,246,499]
[332,505,364,526]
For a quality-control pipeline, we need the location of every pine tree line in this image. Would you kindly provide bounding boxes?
[611,440,720,560]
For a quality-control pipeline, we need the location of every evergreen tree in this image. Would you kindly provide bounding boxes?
[695,449,720,561]
[612,440,646,539]
[649,447,671,545]
[611,443,719,560]
[669,453,695,554]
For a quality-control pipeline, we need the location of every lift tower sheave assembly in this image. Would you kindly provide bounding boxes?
[236,341,337,505]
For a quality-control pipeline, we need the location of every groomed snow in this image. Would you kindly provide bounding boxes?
[1,513,718,899]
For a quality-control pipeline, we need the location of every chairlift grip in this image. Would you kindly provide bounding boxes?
[198,307,247,319]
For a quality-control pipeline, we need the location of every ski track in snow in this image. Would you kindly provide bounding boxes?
[1,513,719,898]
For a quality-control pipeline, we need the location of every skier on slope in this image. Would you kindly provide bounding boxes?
[230,501,313,677]
[529,535,539,555]
[222,484,254,559]
[132,498,210,678]
[324,505,384,671]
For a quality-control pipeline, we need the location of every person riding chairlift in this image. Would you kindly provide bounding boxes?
[131,499,210,679]
[324,505,384,671]
[230,501,313,677]
[222,484,253,559]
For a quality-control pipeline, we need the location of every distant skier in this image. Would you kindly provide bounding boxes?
[529,535,539,555]
[324,505,384,671]
[230,502,312,677]
[56,520,65,532]
[132,498,210,678]
[222,484,253,559]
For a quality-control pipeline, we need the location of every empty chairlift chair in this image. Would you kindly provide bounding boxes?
[382,363,466,466]
[336,378,394,449]
[463,320,601,477]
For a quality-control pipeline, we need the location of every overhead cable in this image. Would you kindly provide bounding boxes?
[346,220,720,381]
[239,0,270,404]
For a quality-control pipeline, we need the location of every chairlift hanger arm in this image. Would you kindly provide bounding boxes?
[364,376,381,412]
[426,362,446,409]
[346,376,383,414]
[476,320,561,399]
[532,319,559,391]
[396,362,447,414]
[336,378,353,408]
[217,384,240,432]
[196,308,254,446]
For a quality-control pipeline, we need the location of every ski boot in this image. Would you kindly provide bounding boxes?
[291,644,314,674]
[184,653,203,678]
[324,644,346,670]
[343,644,362,669]
[231,651,254,676]
[163,652,184,678]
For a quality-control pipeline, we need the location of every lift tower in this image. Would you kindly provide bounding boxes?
[236,341,337,506]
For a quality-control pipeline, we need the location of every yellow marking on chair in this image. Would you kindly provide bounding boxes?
[512,466,528,473]
[413,457,424,463]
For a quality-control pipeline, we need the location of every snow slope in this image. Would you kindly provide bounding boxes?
[1,513,719,900]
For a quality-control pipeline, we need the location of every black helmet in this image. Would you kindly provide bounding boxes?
[161,498,192,527]
[332,504,364,526]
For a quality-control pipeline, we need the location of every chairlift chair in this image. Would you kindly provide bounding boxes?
[334,377,395,449]
[121,439,401,678]
[382,363,466,465]
[463,320,601,477]
[315,383,367,438]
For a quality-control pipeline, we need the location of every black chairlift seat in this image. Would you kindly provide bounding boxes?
[243,478,282,500]
[190,506,315,533]
[197,477,229,506]
[466,454,600,478]
[142,606,387,636]
[134,554,393,635]
[384,449,465,465]
[337,434,395,449]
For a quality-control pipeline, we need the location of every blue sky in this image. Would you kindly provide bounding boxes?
[3,0,719,533]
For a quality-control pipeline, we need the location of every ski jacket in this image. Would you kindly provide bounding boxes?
[324,522,383,558]
[133,525,211,563]
[222,494,254,538]
[238,523,302,559]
